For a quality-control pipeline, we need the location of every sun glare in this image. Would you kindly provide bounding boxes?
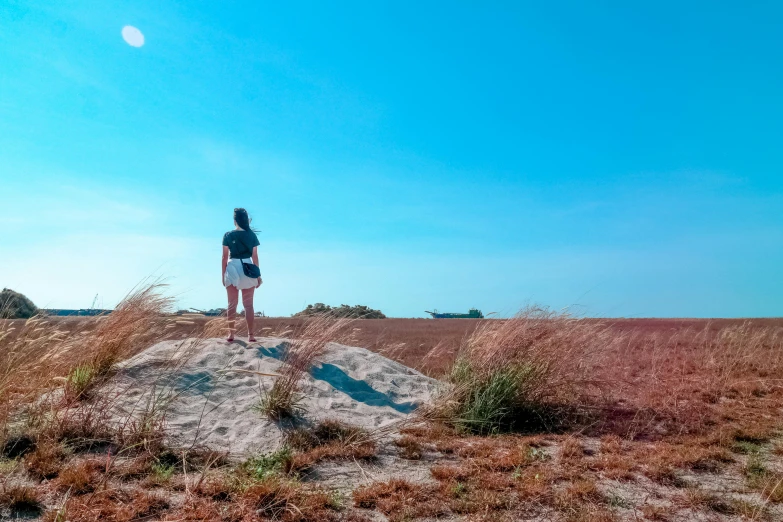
[121,25,144,47]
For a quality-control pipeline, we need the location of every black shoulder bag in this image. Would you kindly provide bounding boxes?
[235,234,261,279]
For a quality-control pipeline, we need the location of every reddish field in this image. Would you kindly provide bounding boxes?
[23,315,783,377]
[3,312,783,521]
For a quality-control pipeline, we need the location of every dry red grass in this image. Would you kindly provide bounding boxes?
[0,283,175,447]
[24,439,68,480]
[56,459,104,494]
[393,435,423,460]
[353,478,449,521]
[287,419,377,471]
[40,314,782,445]
[47,489,169,522]
[0,484,41,514]
[355,443,608,520]
[188,472,369,522]
[3,308,783,521]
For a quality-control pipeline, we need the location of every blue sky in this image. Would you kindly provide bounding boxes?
[1,1,781,317]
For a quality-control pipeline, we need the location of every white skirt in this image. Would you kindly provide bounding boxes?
[224,258,260,290]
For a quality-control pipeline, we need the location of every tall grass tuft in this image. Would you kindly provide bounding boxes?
[0,281,174,450]
[259,314,352,419]
[0,315,67,440]
[427,306,614,434]
[79,282,174,378]
[600,321,783,437]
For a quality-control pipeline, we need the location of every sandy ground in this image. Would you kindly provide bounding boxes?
[109,337,439,458]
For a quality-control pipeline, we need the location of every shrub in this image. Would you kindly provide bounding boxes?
[64,363,98,401]
[447,361,537,433]
[294,303,386,319]
[81,282,174,374]
[0,282,173,444]
[286,420,377,470]
[243,476,345,521]
[427,306,613,434]
[259,315,351,419]
[0,289,38,319]
[57,460,102,494]
[258,381,305,420]
[0,484,41,514]
[48,489,169,522]
[243,447,295,480]
[394,436,423,460]
[353,479,445,520]
[310,419,369,446]
[25,439,68,479]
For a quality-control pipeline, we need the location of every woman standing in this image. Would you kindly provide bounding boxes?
[222,208,262,342]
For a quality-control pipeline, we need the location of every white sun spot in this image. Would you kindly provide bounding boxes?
[122,25,144,47]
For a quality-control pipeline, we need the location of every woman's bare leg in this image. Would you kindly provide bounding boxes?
[226,286,239,342]
[242,287,256,341]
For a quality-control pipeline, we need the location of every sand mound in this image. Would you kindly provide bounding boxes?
[110,338,438,457]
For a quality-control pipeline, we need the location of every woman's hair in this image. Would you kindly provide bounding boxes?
[234,208,252,231]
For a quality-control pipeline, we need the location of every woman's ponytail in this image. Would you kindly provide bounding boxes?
[234,208,252,231]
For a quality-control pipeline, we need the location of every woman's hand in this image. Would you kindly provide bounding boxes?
[257,277,263,286]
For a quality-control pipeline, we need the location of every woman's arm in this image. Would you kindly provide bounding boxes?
[252,246,262,286]
[222,246,229,285]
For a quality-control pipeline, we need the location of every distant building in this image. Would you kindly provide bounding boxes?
[43,309,112,316]
[180,308,226,317]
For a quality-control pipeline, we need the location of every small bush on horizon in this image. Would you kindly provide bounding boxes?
[294,303,386,319]
[0,288,38,319]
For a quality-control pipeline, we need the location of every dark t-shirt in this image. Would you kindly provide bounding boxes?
[222,230,260,259]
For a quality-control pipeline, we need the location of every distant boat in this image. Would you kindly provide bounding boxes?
[425,308,484,319]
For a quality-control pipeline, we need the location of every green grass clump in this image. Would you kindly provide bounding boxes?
[742,452,783,502]
[733,440,764,455]
[257,381,305,420]
[446,359,553,434]
[65,363,97,400]
[427,307,610,435]
[745,453,767,483]
[243,447,294,480]
[150,462,176,483]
